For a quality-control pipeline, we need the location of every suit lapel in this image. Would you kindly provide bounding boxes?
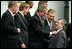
[17,12,27,30]
[35,13,44,27]
[23,16,28,26]
[18,12,28,26]
[7,10,16,25]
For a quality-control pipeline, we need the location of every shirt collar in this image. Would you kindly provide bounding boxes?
[36,12,41,19]
[8,9,15,16]
[19,11,24,17]
[46,18,52,26]
[57,28,63,33]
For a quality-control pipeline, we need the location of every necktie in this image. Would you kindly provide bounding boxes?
[40,18,44,25]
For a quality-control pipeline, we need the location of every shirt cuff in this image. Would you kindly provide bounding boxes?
[50,32,53,35]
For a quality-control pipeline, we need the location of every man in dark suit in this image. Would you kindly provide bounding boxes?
[29,5,58,48]
[48,19,67,48]
[14,2,29,48]
[45,9,56,31]
[42,9,56,48]
[1,1,21,48]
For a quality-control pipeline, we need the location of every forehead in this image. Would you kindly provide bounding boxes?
[49,12,56,16]
[49,11,56,14]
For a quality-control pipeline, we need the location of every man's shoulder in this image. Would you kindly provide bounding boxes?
[59,30,66,37]
[2,10,11,18]
[32,14,39,21]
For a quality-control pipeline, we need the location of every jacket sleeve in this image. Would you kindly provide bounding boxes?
[1,13,19,34]
[32,18,50,36]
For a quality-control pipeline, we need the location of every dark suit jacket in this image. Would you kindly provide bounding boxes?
[48,29,67,48]
[29,12,50,48]
[24,12,32,24]
[14,12,29,46]
[45,18,56,31]
[1,10,19,48]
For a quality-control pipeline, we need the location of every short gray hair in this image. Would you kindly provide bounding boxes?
[58,19,67,31]
[58,19,67,26]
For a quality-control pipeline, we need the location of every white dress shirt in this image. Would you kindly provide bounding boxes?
[8,9,15,16]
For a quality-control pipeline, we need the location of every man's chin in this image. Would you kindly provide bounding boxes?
[24,13,27,16]
[13,12,16,14]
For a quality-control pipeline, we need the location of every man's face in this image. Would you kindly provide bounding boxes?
[48,12,56,20]
[55,20,63,30]
[39,9,47,17]
[12,3,19,14]
[23,7,29,15]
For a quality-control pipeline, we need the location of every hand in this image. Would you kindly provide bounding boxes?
[52,31,58,34]
[21,43,26,48]
[17,28,20,33]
